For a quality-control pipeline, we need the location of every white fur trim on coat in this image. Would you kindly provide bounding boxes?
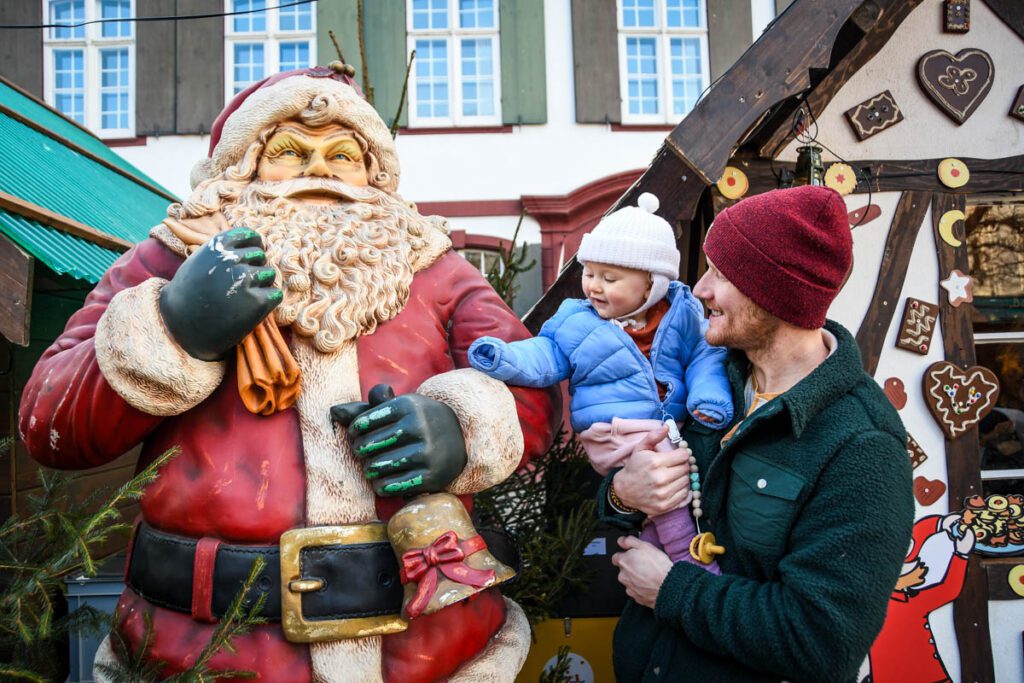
[192,75,399,191]
[417,369,524,495]
[448,598,531,682]
[95,277,225,416]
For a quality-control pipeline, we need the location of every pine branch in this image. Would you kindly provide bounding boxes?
[485,210,537,308]
[538,646,573,683]
[390,49,416,138]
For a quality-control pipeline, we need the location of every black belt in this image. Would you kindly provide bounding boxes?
[125,521,518,622]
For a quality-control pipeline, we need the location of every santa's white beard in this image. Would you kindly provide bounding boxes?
[219,179,428,353]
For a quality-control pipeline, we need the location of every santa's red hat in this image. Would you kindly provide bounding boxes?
[190,64,400,192]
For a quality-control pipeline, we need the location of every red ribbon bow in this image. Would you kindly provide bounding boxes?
[400,531,496,619]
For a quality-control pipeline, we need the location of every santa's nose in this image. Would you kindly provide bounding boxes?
[303,151,331,177]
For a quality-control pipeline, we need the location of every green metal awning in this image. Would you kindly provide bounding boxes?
[0,208,119,283]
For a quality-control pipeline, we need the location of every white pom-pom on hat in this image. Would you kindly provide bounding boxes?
[576,191,679,279]
[637,192,660,214]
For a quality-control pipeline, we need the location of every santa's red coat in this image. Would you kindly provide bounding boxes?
[19,237,558,681]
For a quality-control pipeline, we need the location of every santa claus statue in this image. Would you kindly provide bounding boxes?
[19,65,558,681]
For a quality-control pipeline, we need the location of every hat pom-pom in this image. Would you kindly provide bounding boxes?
[637,192,660,214]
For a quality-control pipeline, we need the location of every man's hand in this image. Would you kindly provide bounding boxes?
[159,228,281,361]
[612,535,673,608]
[612,425,693,516]
[331,385,468,496]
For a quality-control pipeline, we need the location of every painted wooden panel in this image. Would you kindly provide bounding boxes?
[175,0,225,135]
[0,3,43,97]
[571,0,620,124]
[136,0,176,136]
[501,0,547,125]
[317,0,360,70]
[363,0,407,130]
[708,0,754,81]
[0,234,32,346]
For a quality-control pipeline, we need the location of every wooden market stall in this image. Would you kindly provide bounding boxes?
[527,1,1024,680]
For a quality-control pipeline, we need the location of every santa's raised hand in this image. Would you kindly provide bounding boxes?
[159,227,282,361]
[331,384,468,496]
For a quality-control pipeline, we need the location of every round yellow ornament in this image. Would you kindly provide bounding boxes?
[824,163,857,195]
[1009,565,1024,598]
[937,158,970,189]
[716,166,749,200]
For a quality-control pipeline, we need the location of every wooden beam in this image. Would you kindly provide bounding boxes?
[0,234,33,346]
[758,0,926,157]
[983,0,1024,42]
[0,102,177,203]
[0,190,133,252]
[854,191,929,375]
[664,0,862,183]
[523,146,708,332]
[931,192,995,683]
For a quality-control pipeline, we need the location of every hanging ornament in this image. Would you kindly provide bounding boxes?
[937,158,970,188]
[1011,85,1024,124]
[824,163,857,195]
[940,269,974,306]
[938,209,966,248]
[844,90,904,141]
[897,298,938,354]
[917,49,993,124]
[848,204,881,227]
[793,145,825,186]
[914,476,947,507]
[944,0,970,33]
[923,360,999,439]
[716,166,749,200]
[1009,565,1024,598]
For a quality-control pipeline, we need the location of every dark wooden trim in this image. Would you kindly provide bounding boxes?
[854,191,930,376]
[0,234,33,347]
[0,102,177,203]
[397,125,514,136]
[983,556,1024,601]
[663,0,861,183]
[931,192,995,683]
[758,0,926,157]
[523,147,706,332]
[983,0,1024,42]
[103,136,149,147]
[610,123,677,132]
[0,190,133,252]
[722,154,1024,195]
[414,199,523,217]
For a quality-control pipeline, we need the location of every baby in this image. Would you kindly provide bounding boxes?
[468,193,732,568]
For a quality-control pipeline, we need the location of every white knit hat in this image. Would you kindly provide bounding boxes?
[577,193,680,279]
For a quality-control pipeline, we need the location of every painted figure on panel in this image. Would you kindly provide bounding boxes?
[18,65,558,682]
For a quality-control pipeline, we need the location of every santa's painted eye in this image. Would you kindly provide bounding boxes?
[332,153,351,161]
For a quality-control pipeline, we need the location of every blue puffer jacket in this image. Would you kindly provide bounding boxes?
[468,282,733,433]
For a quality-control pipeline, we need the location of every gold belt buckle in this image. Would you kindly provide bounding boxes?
[279,522,407,643]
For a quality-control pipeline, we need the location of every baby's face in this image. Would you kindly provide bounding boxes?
[581,262,652,319]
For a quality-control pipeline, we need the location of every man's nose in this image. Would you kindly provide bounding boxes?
[303,150,331,177]
[693,272,710,299]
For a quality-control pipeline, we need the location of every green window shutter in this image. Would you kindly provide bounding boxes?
[707,0,753,81]
[571,0,620,124]
[317,0,407,130]
[500,0,547,125]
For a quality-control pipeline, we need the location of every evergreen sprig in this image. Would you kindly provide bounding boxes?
[0,447,178,681]
[486,210,537,309]
[474,430,599,624]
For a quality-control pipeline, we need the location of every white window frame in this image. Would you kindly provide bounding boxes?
[406,0,503,128]
[223,0,317,102]
[616,0,710,125]
[42,0,136,138]
[459,247,504,276]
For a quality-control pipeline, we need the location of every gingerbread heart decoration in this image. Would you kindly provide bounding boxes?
[914,476,947,507]
[923,361,1000,439]
[917,49,993,124]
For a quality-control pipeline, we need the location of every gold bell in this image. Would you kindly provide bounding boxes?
[689,532,726,565]
[387,493,515,620]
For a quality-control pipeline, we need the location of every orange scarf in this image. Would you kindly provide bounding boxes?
[162,217,301,415]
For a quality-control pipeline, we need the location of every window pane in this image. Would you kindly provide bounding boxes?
[667,0,702,28]
[279,41,310,71]
[412,0,448,30]
[233,43,265,94]
[99,47,130,130]
[968,201,1024,332]
[459,0,495,29]
[50,0,85,39]
[279,2,312,31]
[670,37,703,115]
[100,0,132,38]
[976,342,1024,507]
[461,37,494,117]
[52,48,85,123]
[626,37,658,115]
[233,0,266,33]
[415,39,450,118]
[622,0,655,28]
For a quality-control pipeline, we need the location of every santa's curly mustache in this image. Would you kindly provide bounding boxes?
[171,175,439,353]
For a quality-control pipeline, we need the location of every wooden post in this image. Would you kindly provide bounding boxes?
[0,234,33,347]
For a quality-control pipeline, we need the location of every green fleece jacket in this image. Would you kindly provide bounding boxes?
[599,321,914,682]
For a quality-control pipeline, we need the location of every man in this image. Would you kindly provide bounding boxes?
[605,186,914,681]
[19,66,558,681]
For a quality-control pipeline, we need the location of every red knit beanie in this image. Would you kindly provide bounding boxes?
[703,186,851,329]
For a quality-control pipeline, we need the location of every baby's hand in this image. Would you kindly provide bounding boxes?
[693,410,715,424]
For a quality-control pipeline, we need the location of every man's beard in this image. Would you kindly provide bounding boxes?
[216,178,431,353]
[705,296,780,354]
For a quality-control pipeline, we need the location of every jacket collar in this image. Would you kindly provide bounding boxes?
[724,320,865,438]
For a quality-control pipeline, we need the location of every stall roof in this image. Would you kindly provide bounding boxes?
[0,78,176,284]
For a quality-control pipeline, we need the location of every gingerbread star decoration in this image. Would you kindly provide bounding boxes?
[940,269,974,307]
